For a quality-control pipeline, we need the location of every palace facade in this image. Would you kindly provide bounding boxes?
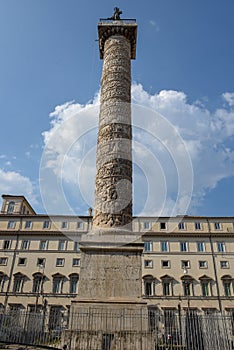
[0,194,234,319]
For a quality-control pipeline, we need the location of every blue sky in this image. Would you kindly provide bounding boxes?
[0,0,234,217]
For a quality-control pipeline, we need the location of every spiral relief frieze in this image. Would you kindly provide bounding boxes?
[93,33,133,229]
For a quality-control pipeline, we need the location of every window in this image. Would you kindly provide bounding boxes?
[25,221,32,229]
[145,281,152,296]
[180,242,188,252]
[148,307,158,331]
[181,260,190,269]
[0,258,8,265]
[43,220,50,229]
[18,258,26,266]
[48,306,64,331]
[228,310,234,336]
[161,241,168,252]
[74,242,79,251]
[21,240,30,250]
[214,222,221,230]
[32,274,44,293]
[195,222,201,230]
[160,222,166,230]
[144,260,153,268]
[221,276,233,297]
[197,242,205,252]
[70,274,79,294]
[203,308,216,315]
[77,221,83,229]
[163,310,177,336]
[52,274,64,294]
[13,273,25,293]
[144,276,155,297]
[9,304,20,312]
[223,281,232,297]
[161,260,170,268]
[161,276,173,296]
[56,258,64,267]
[61,221,68,229]
[3,240,11,249]
[73,258,80,266]
[178,222,185,230]
[37,258,45,267]
[143,222,150,230]
[199,261,208,269]
[201,281,210,296]
[162,281,171,296]
[58,240,66,251]
[220,261,229,269]
[200,276,212,297]
[144,241,153,252]
[7,201,15,214]
[182,278,193,296]
[7,220,15,229]
[0,274,6,292]
[39,240,48,250]
[217,242,225,253]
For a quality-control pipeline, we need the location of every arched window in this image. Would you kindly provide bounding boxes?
[7,201,15,214]
[199,275,213,297]
[181,275,195,296]
[32,272,45,293]
[221,275,233,297]
[13,272,26,293]
[0,272,7,292]
[69,273,79,294]
[52,273,65,294]
[143,275,156,297]
[161,275,174,296]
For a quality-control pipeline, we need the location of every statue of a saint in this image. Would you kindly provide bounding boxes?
[109,7,122,20]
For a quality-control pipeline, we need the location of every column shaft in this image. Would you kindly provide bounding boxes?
[93,35,132,229]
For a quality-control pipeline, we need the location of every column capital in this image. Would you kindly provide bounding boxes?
[98,20,137,59]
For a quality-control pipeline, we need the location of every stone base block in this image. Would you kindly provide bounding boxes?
[63,329,156,350]
[78,240,144,300]
[66,299,153,349]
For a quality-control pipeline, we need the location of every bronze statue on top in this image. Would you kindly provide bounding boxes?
[108,7,122,20]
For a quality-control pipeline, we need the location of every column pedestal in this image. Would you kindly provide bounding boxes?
[69,233,148,349]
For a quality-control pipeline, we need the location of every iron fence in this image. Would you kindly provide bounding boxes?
[0,309,64,348]
[0,309,233,350]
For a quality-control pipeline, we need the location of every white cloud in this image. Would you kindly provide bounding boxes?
[25,151,31,158]
[40,98,99,215]
[149,20,160,31]
[5,161,11,167]
[40,84,234,216]
[223,92,234,107]
[132,84,234,213]
[0,169,37,207]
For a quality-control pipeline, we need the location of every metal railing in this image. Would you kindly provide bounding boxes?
[0,309,65,348]
[99,18,136,24]
[0,309,233,350]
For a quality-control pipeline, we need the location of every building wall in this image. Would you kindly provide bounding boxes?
[0,198,233,315]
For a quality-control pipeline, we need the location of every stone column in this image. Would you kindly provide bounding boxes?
[93,23,137,231]
[70,22,148,341]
